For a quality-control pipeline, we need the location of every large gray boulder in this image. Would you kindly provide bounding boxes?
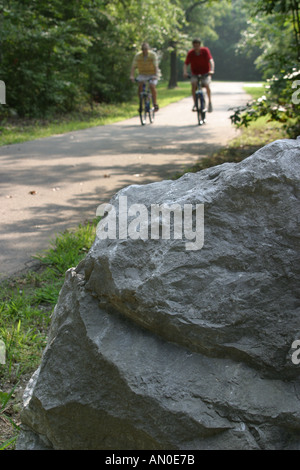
[17,138,300,450]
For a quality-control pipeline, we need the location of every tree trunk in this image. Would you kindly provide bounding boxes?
[168,42,177,89]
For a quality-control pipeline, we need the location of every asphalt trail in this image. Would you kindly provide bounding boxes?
[0,81,250,279]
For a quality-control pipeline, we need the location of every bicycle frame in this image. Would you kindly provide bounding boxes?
[137,79,155,126]
[194,74,207,126]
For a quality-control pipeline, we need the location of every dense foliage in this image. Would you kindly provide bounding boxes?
[0,0,183,116]
[1,0,297,123]
[230,0,300,137]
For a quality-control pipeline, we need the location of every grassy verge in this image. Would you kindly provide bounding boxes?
[0,81,191,146]
[0,220,98,449]
[243,82,266,100]
[0,81,288,449]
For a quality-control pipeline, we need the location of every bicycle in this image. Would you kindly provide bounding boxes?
[136,78,155,125]
[189,74,208,126]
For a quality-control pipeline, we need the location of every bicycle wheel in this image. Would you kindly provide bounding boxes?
[148,99,155,124]
[139,96,147,125]
[196,93,205,126]
[196,94,204,125]
[201,94,206,124]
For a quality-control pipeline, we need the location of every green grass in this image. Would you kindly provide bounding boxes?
[0,219,99,449]
[243,83,267,100]
[0,220,98,378]
[0,81,191,147]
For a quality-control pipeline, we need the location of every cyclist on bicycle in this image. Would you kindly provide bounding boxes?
[130,42,160,111]
[183,38,215,112]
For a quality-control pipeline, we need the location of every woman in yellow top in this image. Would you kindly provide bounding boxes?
[130,42,160,111]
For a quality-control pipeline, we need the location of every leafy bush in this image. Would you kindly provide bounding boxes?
[230,68,300,138]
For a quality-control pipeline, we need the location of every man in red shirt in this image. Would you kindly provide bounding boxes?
[183,39,215,112]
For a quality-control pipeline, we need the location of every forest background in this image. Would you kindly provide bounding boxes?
[0,0,299,135]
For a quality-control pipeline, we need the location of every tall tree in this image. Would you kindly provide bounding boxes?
[167,0,227,88]
[205,0,262,80]
[253,0,300,60]
[238,0,299,76]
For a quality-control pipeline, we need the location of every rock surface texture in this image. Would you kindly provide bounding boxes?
[17,138,300,450]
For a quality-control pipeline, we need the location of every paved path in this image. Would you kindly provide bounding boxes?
[0,81,249,279]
